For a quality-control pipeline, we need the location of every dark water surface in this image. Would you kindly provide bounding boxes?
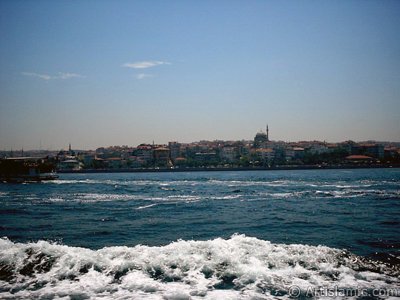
[1,169,399,299]
[1,169,399,255]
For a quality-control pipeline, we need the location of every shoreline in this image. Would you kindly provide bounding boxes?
[57,164,400,174]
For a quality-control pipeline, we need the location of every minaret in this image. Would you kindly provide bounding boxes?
[266,124,269,141]
[69,143,72,153]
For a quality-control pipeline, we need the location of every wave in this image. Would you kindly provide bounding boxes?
[135,203,158,210]
[73,193,139,203]
[0,235,398,299]
[45,193,192,203]
[257,189,400,200]
[7,189,398,205]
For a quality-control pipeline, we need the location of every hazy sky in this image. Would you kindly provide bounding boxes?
[0,0,399,150]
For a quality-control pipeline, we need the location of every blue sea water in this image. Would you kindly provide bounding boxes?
[0,168,399,299]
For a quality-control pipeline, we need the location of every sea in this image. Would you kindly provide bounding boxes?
[0,168,399,299]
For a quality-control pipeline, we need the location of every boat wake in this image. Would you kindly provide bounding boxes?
[1,234,399,299]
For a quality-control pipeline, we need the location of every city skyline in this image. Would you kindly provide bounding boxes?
[2,130,399,153]
[1,1,399,150]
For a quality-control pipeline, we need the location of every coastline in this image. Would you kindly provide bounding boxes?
[57,164,400,174]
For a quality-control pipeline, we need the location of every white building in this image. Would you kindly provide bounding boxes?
[220,147,237,162]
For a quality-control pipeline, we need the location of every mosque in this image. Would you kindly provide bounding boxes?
[253,125,270,148]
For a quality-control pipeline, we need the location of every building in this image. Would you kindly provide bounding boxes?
[134,145,153,165]
[253,148,275,165]
[253,125,270,148]
[308,142,329,154]
[154,147,171,167]
[293,147,305,159]
[105,157,124,169]
[351,144,384,159]
[220,146,237,163]
[194,152,217,164]
[78,152,96,168]
[345,155,374,163]
[168,142,181,162]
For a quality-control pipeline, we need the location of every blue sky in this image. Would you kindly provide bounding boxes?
[0,0,399,150]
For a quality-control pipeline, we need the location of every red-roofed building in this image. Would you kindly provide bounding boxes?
[345,155,374,161]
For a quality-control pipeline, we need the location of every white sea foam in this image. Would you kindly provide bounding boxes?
[167,195,202,202]
[0,235,398,299]
[270,192,293,198]
[47,197,65,202]
[51,179,103,185]
[50,179,159,187]
[74,193,140,202]
[214,195,242,200]
[207,179,297,188]
[135,203,158,210]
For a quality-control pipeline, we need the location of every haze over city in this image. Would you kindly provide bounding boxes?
[1,0,399,150]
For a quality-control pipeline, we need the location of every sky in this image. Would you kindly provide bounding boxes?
[0,0,399,150]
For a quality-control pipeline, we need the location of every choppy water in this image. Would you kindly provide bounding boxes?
[1,169,399,299]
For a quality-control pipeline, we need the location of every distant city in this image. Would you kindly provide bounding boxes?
[2,126,400,171]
